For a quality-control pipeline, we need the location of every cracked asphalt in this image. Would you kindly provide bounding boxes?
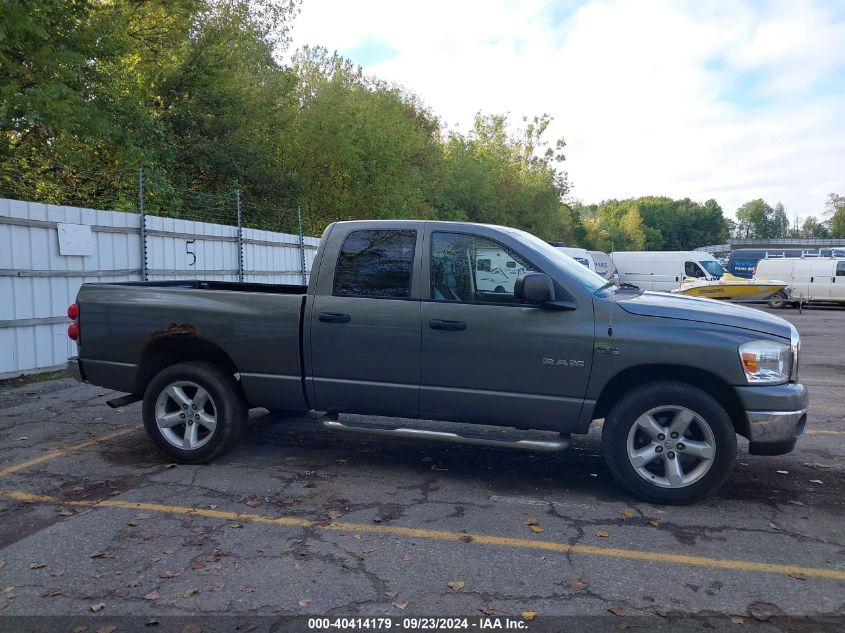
[0,306,843,630]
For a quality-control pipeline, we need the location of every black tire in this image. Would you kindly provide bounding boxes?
[767,291,789,309]
[602,381,737,505]
[142,361,246,464]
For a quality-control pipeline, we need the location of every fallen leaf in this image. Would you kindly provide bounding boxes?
[90,602,106,612]
[608,606,625,616]
[164,463,177,469]
[749,609,771,622]
[803,462,829,469]
[459,534,473,543]
[191,561,206,570]
[127,579,142,588]
[372,516,383,523]
[127,521,139,527]
[97,626,118,633]
[596,530,609,538]
[353,534,362,540]
[58,509,74,517]
[183,588,199,598]
[41,588,62,597]
[768,523,780,530]
[144,591,159,601]
[809,479,823,484]
[245,499,263,508]
[146,618,159,627]
[530,526,545,533]
[619,509,634,519]
[789,573,806,580]
[402,553,413,561]
[647,520,660,528]
[618,623,631,631]
[182,625,202,633]
[228,523,244,529]
[298,598,312,607]
[524,517,540,526]
[447,581,465,591]
[384,591,399,598]
[479,602,496,615]
[0,561,4,569]
[520,611,537,621]
[160,570,182,579]
[49,569,64,577]
[567,579,588,591]
[776,470,788,475]
[730,616,744,624]
[327,510,342,519]
[30,562,46,569]
[392,600,409,610]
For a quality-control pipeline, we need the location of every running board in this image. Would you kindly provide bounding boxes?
[321,419,570,452]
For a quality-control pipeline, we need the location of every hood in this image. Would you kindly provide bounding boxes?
[617,291,792,339]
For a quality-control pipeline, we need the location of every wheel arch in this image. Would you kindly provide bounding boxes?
[136,336,240,396]
[592,365,749,438]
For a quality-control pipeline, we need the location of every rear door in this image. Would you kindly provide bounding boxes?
[832,261,845,301]
[419,228,593,431]
[808,260,834,300]
[308,225,422,418]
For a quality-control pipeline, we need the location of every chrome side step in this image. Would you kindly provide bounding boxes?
[321,419,570,452]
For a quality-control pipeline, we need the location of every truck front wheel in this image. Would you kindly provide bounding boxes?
[142,361,246,464]
[602,381,736,504]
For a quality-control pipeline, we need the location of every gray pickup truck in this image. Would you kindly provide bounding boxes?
[67,220,808,504]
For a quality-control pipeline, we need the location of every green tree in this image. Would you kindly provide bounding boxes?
[826,193,845,237]
[735,199,776,239]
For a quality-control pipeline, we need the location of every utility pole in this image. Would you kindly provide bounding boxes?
[236,190,244,283]
[139,167,147,281]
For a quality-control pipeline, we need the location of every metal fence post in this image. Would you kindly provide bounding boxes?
[138,167,147,281]
[236,190,244,283]
[297,206,307,284]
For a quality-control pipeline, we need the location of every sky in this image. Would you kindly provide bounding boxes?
[286,0,845,222]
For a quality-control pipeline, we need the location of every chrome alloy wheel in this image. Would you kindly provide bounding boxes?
[154,381,217,450]
[626,405,716,488]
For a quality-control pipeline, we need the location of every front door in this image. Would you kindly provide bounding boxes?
[420,230,593,432]
[309,227,421,418]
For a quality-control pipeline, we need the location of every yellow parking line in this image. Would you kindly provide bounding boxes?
[805,429,845,435]
[4,489,845,581]
[0,426,139,477]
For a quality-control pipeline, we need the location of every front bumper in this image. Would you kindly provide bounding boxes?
[746,409,807,455]
[735,382,808,455]
[67,356,85,383]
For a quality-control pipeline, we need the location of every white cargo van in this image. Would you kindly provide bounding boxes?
[755,257,845,305]
[553,247,596,271]
[611,251,725,292]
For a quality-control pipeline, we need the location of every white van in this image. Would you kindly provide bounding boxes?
[611,251,725,292]
[553,246,596,271]
[754,257,845,305]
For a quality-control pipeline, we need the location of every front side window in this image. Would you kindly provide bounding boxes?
[333,230,416,298]
[685,262,704,278]
[430,232,537,303]
[837,262,845,277]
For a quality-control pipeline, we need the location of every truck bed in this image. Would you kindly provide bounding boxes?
[75,280,309,411]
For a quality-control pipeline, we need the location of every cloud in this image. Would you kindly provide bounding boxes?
[287,0,845,220]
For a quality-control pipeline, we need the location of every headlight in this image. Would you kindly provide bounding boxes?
[739,340,792,384]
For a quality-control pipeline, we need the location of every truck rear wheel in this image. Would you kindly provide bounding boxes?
[601,381,736,504]
[142,361,246,464]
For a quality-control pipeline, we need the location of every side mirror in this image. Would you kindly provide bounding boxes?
[515,272,555,303]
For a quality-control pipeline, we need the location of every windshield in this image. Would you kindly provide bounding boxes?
[505,229,608,292]
[699,260,725,277]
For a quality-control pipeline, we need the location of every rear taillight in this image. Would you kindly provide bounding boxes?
[67,303,80,341]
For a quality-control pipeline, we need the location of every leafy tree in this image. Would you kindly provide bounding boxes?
[736,199,776,239]
[801,216,830,238]
[771,202,790,238]
[826,193,845,238]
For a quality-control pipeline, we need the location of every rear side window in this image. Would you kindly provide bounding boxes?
[837,262,845,277]
[333,230,416,298]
